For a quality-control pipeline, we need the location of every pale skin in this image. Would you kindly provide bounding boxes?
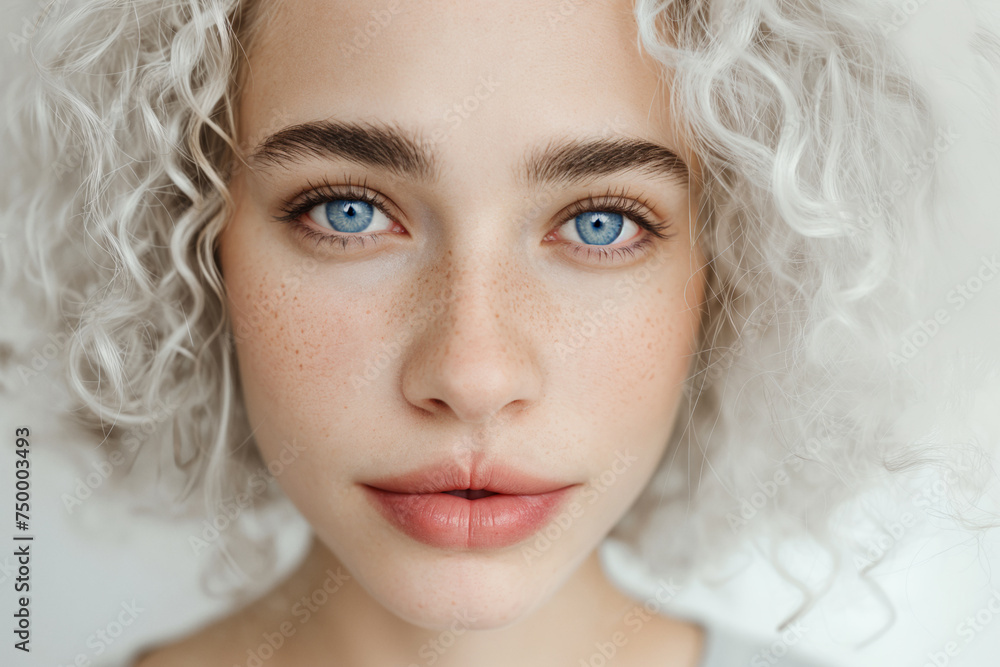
[140,0,708,665]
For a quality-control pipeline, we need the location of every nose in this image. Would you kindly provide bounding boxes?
[400,262,542,425]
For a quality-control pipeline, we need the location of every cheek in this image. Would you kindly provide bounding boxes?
[219,227,381,448]
[564,271,701,442]
[544,264,703,513]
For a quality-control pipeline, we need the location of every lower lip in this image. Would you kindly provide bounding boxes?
[364,486,574,550]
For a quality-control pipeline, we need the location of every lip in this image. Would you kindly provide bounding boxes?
[363,461,575,550]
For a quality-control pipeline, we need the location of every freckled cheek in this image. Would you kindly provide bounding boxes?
[567,283,700,449]
[227,278,374,421]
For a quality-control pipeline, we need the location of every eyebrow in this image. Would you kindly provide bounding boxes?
[520,136,689,187]
[248,120,690,188]
[249,121,437,180]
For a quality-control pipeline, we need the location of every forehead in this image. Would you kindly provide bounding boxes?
[237,0,686,179]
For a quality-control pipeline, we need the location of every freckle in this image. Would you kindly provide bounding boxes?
[295,349,300,355]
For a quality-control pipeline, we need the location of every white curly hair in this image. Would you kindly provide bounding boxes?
[1,0,998,628]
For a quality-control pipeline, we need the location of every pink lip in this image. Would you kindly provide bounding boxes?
[363,461,575,550]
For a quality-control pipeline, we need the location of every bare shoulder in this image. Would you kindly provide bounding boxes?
[132,601,270,667]
[614,612,705,667]
[131,619,235,667]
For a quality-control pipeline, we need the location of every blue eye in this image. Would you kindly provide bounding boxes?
[563,211,639,246]
[306,199,393,234]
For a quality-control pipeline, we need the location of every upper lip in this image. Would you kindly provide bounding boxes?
[365,459,572,496]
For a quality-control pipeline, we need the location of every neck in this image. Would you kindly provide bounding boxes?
[244,534,693,667]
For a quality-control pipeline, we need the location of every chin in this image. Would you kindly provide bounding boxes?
[334,534,580,631]
[382,558,558,630]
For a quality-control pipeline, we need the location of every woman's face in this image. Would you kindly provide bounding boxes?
[219,0,706,630]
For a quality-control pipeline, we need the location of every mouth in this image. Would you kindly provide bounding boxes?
[364,460,569,496]
[363,460,575,550]
[442,489,499,499]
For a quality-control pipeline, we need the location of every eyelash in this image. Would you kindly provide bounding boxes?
[556,188,674,263]
[274,178,675,262]
[275,176,395,252]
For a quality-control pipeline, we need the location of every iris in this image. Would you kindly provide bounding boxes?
[323,200,375,233]
[575,211,624,245]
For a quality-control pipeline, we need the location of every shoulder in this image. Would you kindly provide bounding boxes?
[698,623,836,667]
[126,614,250,667]
[128,585,300,667]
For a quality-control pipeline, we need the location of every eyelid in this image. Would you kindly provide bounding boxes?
[553,188,674,242]
[275,179,675,260]
[274,175,401,226]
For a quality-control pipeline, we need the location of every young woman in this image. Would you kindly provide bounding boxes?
[3,0,996,665]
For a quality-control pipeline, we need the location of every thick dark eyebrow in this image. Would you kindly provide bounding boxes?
[520,136,690,188]
[248,120,689,188]
[249,120,438,181]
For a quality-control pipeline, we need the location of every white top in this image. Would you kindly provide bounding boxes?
[102,622,833,666]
